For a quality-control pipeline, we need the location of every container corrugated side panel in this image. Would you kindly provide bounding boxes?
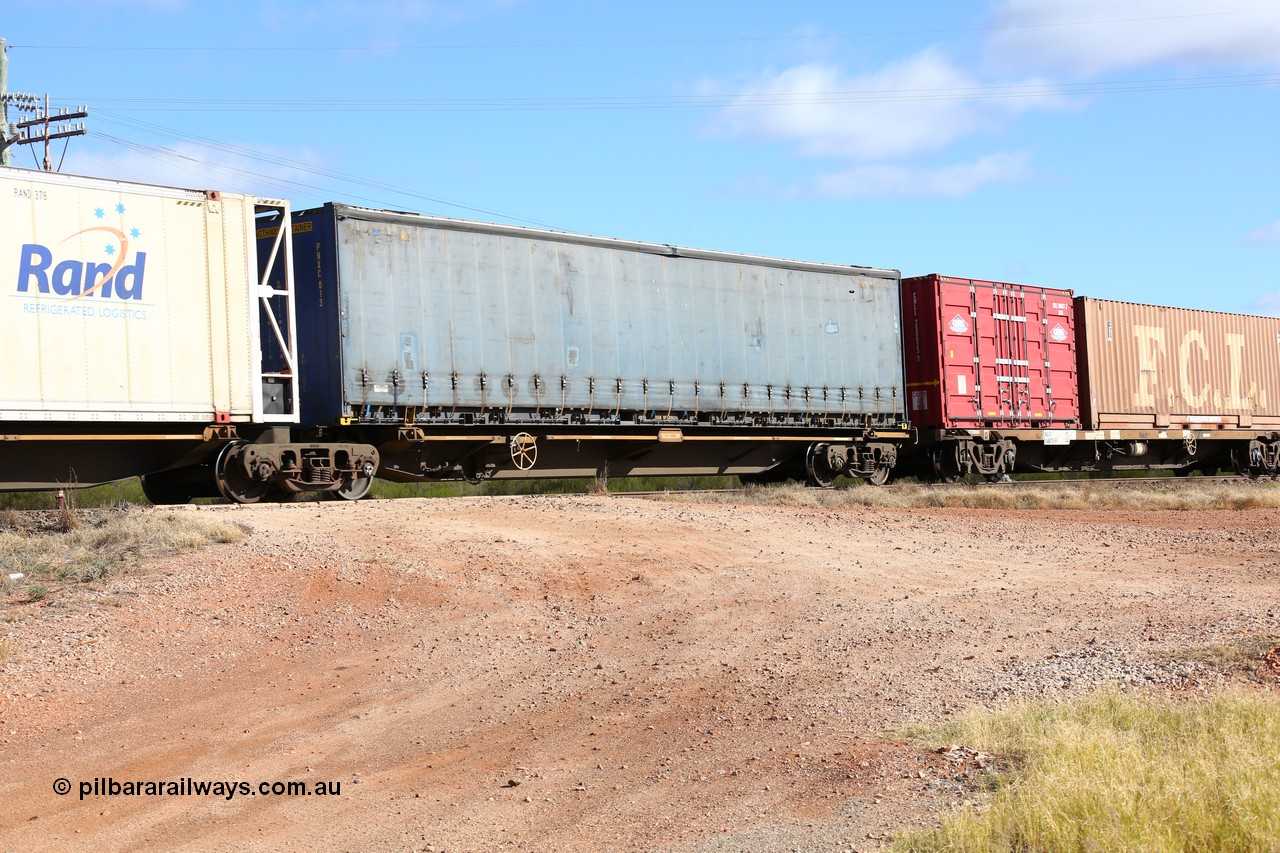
[1075,297,1280,430]
[328,210,904,422]
[0,169,256,422]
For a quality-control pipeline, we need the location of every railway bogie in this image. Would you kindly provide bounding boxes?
[1232,435,1280,479]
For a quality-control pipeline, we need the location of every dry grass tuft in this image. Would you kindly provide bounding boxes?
[0,510,247,600]
[673,480,1280,512]
[895,688,1280,852]
[1163,635,1280,684]
[0,508,29,531]
[81,512,247,554]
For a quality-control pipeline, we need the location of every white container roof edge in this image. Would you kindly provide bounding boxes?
[320,203,901,282]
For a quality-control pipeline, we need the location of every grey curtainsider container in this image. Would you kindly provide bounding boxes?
[289,204,905,429]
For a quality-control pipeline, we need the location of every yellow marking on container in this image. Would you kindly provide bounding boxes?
[256,221,314,239]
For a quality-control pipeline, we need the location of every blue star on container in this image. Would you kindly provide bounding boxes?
[116,203,126,214]
[130,228,141,238]
[105,244,116,256]
[94,207,105,219]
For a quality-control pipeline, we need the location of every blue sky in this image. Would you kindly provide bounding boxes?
[3,1,1278,313]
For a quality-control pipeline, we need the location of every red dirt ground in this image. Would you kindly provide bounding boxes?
[2,495,1277,851]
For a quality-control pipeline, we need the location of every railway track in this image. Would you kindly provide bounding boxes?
[976,475,1251,487]
[613,474,1262,498]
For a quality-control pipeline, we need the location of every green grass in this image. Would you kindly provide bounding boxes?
[895,688,1280,852]
[0,475,737,508]
[0,480,146,510]
[368,474,735,499]
[4,474,1279,511]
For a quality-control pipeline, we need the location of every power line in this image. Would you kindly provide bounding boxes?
[88,115,570,230]
[10,8,1280,52]
[55,71,1280,114]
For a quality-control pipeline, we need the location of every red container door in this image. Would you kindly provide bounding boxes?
[1043,293,1077,426]
[936,283,981,425]
[986,288,1036,424]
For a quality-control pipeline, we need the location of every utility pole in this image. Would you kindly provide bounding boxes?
[1,38,10,166]
[1,38,88,170]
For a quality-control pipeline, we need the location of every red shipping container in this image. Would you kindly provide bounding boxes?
[901,274,1080,430]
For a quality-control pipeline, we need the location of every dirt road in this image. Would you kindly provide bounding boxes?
[2,495,1277,851]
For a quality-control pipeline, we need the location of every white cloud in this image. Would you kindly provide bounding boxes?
[811,152,1033,199]
[709,50,1065,163]
[706,3,1280,199]
[987,1,1280,75]
[1244,220,1280,245]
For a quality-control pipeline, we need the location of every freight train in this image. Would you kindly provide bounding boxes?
[3,168,1278,503]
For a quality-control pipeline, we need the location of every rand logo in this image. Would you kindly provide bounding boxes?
[14,202,147,301]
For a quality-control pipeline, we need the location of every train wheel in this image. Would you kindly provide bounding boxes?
[1230,447,1265,479]
[929,446,962,483]
[804,443,838,489]
[214,442,269,504]
[140,473,192,506]
[328,474,374,501]
[866,465,892,486]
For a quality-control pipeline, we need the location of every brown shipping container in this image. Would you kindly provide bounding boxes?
[1075,297,1280,430]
